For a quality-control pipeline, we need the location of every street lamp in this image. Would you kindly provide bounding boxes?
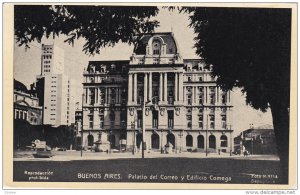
[109,129,112,154]
[131,121,135,155]
[141,96,158,159]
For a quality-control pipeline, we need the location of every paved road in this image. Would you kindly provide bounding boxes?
[14,150,280,161]
[13,150,284,184]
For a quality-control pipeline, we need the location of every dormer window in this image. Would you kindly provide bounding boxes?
[152,40,161,55]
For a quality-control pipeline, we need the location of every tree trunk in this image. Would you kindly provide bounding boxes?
[269,101,290,184]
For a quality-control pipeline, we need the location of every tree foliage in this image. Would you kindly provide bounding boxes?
[180,7,291,183]
[15,5,159,55]
[181,7,291,112]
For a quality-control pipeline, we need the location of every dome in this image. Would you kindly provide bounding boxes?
[14,79,28,93]
[134,32,178,55]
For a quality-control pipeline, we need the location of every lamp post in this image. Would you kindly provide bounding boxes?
[109,130,112,154]
[131,121,135,155]
[141,96,157,159]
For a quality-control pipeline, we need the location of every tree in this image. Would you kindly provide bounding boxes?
[15,5,159,55]
[15,5,292,183]
[181,7,291,183]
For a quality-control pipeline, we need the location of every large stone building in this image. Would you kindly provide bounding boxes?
[36,44,76,126]
[14,79,43,125]
[82,32,234,153]
[234,124,277,155]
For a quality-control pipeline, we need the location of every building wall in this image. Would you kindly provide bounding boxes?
[43,74,76,126]
[41,44,64,76]
[82,33,234,153]
[14,90,43,125]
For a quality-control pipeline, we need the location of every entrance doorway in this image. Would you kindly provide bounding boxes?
[166,133,175,149]
[151,133,160,149]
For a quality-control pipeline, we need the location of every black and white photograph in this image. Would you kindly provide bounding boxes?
[3,3,297,189]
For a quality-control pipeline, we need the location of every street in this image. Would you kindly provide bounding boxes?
[13,150,283,184]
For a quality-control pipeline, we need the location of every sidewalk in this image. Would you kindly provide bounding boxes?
[13,150,280,161]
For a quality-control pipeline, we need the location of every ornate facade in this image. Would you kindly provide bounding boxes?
[82,32,233,153]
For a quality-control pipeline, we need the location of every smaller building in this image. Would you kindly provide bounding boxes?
[14,79,42,125]
[234,124,277,155]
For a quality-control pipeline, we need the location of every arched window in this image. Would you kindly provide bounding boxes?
[220,135,228,147]
[152,40,161,55]
[87,134,94,146]
[186,135,193,147]
[151,134,160,149]
[197,135,204,148]
[209,135,216,149]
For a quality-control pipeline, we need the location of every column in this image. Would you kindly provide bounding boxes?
[95,88,98,104]
[159,73,163,102]
[149,72,152,100]
[164,73,168,102]
[144,73,148,102]
[85,88,88,104]
[133,73,137,103]
[194,86,197,104]
[174,73,178,102]
[106,87,109,104]
[128,73,133,103]
[178,73,183,102]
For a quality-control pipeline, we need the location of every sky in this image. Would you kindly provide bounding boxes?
[13,7,273,137]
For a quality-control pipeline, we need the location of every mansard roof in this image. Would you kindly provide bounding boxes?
[134,32,178,55]
[87,60,130,72]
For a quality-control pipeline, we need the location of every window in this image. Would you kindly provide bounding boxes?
[222,95,227,104]
[187,95,192,105]
[210,115,215,129]
[167,110,174,128]
[222,115,227,129]
[210,95,215,105]
[188,76,192,82]
[199,95,203,104]
[89,115,93,129]
[152,40,161,55]
[187,122,192,129]
[220,135,228,147]
[137,111,142,128]
[199,77,203,81]
[186,115,192,129]
[186,135,193,147]
[198,115,203,128]
[152,110,158,128]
